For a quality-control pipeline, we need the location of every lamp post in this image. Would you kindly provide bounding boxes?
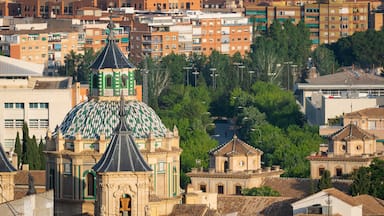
[210,68,218,89]
[290,64,298,90]
[238,65,245,83]
[284,61,293,90]
[192,69,199,87]
[183,66,192,86]
[248,70,255,87]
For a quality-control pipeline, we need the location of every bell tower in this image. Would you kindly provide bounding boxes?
[93,95,152,216]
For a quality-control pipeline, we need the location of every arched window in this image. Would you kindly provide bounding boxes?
[105,75,113,88]
[87,173,95,196]
[121,74,128,87]
[83,170,96,198]
[92,74,99,88]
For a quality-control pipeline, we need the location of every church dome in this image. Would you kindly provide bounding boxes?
[57,99,168,139]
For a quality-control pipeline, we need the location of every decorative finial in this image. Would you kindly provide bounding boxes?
[119,91,126,117]
[107,8,115,41]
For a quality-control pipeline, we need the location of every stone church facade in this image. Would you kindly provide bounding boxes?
[45,17,181,215]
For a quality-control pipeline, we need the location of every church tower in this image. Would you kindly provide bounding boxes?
[45,11,181,215]
[0,145,16,203]
[93,96,152,216]
[89,14,136,100]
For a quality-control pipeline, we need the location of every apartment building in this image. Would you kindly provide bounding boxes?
[245,0,381,48]
[130,11,252,62]
[0,55,73,152]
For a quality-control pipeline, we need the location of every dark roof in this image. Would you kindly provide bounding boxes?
[305,67,384,85]
[89,38,135,69]
[329,124,375,141]
[209,134,263,156]
[0,144,16,172]
[92,95,152,172]
[90,18,135,70]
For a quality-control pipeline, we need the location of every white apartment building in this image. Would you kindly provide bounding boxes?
[0,55,73,152]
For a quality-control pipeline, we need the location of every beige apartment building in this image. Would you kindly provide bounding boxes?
[0,55,73,152]
[130,11,252,62]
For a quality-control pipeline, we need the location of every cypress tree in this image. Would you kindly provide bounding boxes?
[38,139,46,170]
[318,170,332,191]
[29,135,40,170]
[22,122,30,166]
[14,131,22,167]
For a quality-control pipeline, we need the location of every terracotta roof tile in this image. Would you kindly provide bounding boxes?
[217,195,293,216]
[344,108,384,119]
[169,204,218,216]
[210,135,262,156]
[354,195,384,215]
[323,188,359,206]
[330,124,375,141]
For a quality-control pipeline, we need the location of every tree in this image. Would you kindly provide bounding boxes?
[241,186,280,196]
[22,122,29,165]
[21,123,40,170]
[318,170,332,191]
[350,167,370,196]
[14,132,22,167]
[312,45,339,75]
[38,139,46,170]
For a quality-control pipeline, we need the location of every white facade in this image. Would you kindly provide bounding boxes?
[305,94,379,125]
[0,77,72,151]
[292,189,362,216]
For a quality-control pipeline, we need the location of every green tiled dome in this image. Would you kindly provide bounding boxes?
[57,99,167,139]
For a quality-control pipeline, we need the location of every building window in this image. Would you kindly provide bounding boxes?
[218,185,224,194]
[86,173,95,197]
[29,103,39,108]
[40,119,49,128]
[15,120,23,128]
[336,168,342,177]
[40,103,48,109]
[158,162,166,173]
[200,184,206,192]
[4,120,13,128]
[105,75,113,88]
[29,119,39,128]
[4,103,14,108]
[64,163,72,175]
[235,186,242,195]
[15,103,24,109]
[319,167,325,176]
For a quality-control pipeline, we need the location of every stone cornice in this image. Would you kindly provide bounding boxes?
[187,170,284,179]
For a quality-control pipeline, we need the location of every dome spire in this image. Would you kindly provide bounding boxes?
[107,9,115,41]
[119,91,126,117]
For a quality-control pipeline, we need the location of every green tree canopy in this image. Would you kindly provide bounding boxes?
[318,170,332,191]
[241,186,280,196]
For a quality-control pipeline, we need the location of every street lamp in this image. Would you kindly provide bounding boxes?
[192,69,199,87]
[248,70,255,87]
[183,66,192,86]
[284,61,293,90]
[238,65,245,83]
[210,68,218,89]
